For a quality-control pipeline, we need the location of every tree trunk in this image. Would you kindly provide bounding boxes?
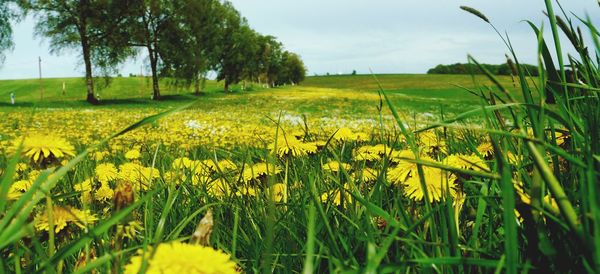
[194,78,201,95]
[148,46,161,100]
[224,79,229,93]
[80,27,98,105]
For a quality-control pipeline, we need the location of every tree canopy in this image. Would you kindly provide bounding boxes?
[6,0,306,102]
[22,0,136,104]
[427,62,539,76]
[0,0,20,65]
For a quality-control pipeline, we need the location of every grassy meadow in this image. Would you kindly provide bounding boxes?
[0,4,599,274]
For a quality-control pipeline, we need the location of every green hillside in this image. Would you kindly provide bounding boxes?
[0,77,227,103]
[1,74,524,100]
[0,74,530,114]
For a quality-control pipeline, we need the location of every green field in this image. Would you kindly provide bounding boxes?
[0,74,526,117]
[1,71,597,273]
[1,0,598,271]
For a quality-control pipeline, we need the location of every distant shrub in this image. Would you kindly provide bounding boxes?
[427,62,539,76]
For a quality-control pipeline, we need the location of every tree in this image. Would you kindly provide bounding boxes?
[159,0,222,95]
[22,0,133,104]
[281,52,306,85]
[0,0,20,65]
[213,1,256,93]
[265,39,284,87]
[124,0,191,100]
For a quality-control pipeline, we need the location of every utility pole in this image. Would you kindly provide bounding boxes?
[38,56,44,100]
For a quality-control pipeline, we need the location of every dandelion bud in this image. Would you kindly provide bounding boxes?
[373,216,387,231]
[113,182,134,211]
[74,247,97,274]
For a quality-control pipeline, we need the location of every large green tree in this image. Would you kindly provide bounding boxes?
[263,37,284,87]
[124,0,190,100]
[22,0,133,104]
[159,0,222,95]
[280,51,306,85]
[213,1,258,93]
[0,0,21,65]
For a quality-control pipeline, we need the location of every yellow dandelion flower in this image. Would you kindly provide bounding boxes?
[387,162,414,185]
[332,127,368,142]
[553,130,568,146]
[28,170,41,181]
[116,221,143,240]
[506,152,523,165]
[543,195,559,214]
[389,149,418,163]
[333,127,356,141]
[95,183,114,202]
[514,181,529,204]
[216,159,238,171]
[320,184,352,208]
[403,166,457,202]
[290,129,305,138]
[476,142,494,158]
[7,179,33,200]
[91,151,109,161]
[354,132,369,142]
[172,157,191,170]
[34,206,98,233]
[513,181,559,220]
[207,178,232,197]
[387,155,431,185]
[235,186,259,197]
[74,178,93,204]
[163,171,187,185]
[358,167,378,182]
[95,163,118,183]
[270,183,287,203]
[443,154,489,172]
[186,160,212,176]
[15,163,28,173]
[322,160,351,173]
[269,134,317,158]
[124,242,237,274]
[13,135,75,163]
[242,162,282,182]
[192,174,211,186]
[124,149,141,160]
[197,159,238,173]
[354,144,388,161]
[118,163,160,191]
[418,131,444,148]
[315,140,328,148]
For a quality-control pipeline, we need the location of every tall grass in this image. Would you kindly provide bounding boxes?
[0,1,598,273]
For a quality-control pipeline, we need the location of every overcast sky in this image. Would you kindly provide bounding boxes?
[0,0,597,79]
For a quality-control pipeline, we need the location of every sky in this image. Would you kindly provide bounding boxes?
[0,0,597,80]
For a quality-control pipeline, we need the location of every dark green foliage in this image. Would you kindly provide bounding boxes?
[0,0,19,65]
[427,62,540,76]
[121,0,180,100]
[159,0,222,95]
[15,0,306,100]
[22,0,135,104]
[277,51,306,85]
[213,2,256,93]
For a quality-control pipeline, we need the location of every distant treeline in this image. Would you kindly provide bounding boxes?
[427,63,539,76]
[0,0,307,104]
